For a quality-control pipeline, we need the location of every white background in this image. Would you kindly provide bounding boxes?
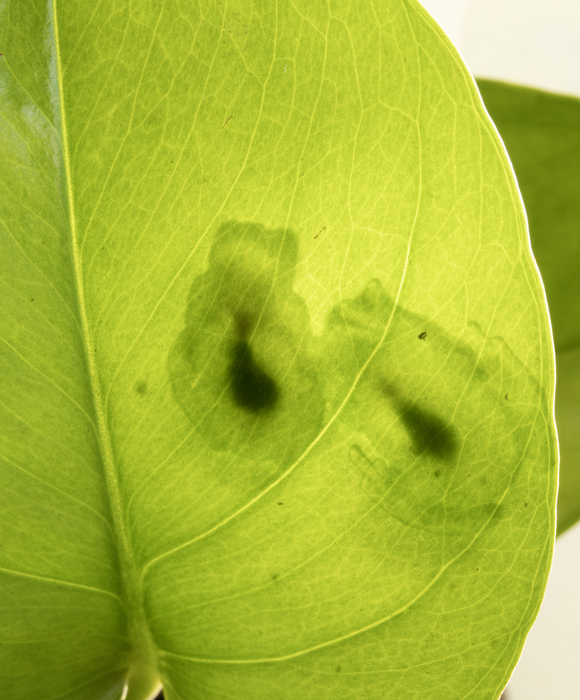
[417,1,580,698]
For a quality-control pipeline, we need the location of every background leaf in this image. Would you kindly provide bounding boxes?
[1,2,556,699]
[477,79,580,534]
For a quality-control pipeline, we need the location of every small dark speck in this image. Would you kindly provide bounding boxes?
[505,394,509,400]
[418,331,427,340]
[433,469,440,478]
[335,665,341,673]
[271,573,279,581]
[278,502,283,505]
[31,299,34,302]
[524,503,528,507]
[476,568,479,571]
[135,381,148,394]
[197,295,203,298]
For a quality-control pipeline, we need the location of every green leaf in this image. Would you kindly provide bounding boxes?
[1,3,557,699]
[477,79,580,534]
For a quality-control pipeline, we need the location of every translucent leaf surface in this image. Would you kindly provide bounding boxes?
[1,3,557,699]
[478,79,579,534]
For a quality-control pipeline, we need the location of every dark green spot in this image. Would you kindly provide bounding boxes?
[135,381,148,394]
[399,403,458,460]
[229,340,278,413]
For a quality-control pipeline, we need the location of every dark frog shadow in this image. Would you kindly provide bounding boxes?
[319,275,526,540]
[168,220,325,468]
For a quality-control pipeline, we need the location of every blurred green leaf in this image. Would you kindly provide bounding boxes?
[478,79,580,534]
[1,3,556,699]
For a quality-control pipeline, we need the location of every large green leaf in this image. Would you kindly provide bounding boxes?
[477,79,580,534]
[0,2,557,699]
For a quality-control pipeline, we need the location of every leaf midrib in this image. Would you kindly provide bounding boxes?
[51,0,159,693]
